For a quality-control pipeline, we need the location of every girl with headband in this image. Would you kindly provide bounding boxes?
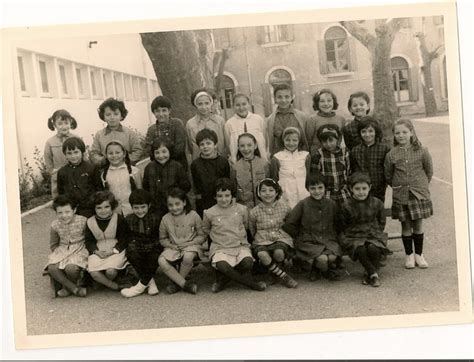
[186,88,226,160]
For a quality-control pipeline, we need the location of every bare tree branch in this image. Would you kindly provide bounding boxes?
[340,21,376,50]
[387,18,406,34]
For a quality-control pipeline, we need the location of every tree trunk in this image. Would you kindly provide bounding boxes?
[140,30,215,122]
[341,19,405,146]
[416,31,439,117]
[372,23,400,146]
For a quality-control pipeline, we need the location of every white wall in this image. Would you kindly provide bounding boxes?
[13,33,161,174]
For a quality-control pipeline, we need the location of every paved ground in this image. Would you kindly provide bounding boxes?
[20,117,460,335]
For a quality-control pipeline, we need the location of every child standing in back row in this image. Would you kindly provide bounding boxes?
[384,118,433,269]
[44,109,79,198]
[225,93,268,164]
[308,89,346,154]
[343,91,371,150]
[266,83,311,155]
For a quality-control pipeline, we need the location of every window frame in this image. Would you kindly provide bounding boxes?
[391,56,412,103]
[261,25,294,46]
[324,26,351,74]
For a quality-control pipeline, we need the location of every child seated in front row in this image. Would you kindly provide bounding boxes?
[203,178,267,293]
[283,172,342,281]
[249,178,298,288]
[311,124,351,205]
[340,172,390,287]
[85,191,132,291]
[45,195,89,297]
[120,189,162,298]
[190,128,230,217]
[158,188,205,295]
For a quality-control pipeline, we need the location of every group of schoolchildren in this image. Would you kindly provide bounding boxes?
[43,83,434,299]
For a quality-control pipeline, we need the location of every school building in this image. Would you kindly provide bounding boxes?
[211,16,448,120]
[12,33,161,175]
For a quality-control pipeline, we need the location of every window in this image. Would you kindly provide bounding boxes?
[259,25,294,44]
[76,68,84,94]
[323,26,349,73]
[36,56,57,97]
[391,56,414,102]
[59,64,68,95]
[89,67,102,99]
[139,78,148,101]
[268,68,292,88]
[102,70,114,97]
[114,73,124,99]
[216,74,236,119]
[132,77,140,101]
[75,66,90,99]
[124,74,133,101]
[213,28,231,49]
[39,60,49,93]
[18,56,26,92]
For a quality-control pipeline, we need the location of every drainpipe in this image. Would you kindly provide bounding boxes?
[243,28,254,113]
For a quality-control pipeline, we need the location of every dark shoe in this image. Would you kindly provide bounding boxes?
[252,281,267,291]
[166,283,180,294]
[73,287,87,297]
[183,281,198,295]
[370,274,381,287]
[322,269,342,281]
[281,274,298,288]
[309,268,322,282]
[211,281,227,293]
[76,269,90,288]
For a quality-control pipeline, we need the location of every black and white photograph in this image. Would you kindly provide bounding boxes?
[1,0,472,352]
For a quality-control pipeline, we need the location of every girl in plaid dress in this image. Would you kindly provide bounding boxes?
[350,117,390,202]
[384,119,433,269]
[249,178,298,288]
[311,124,351,205]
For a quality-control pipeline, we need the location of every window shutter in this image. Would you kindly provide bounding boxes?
[261,83,272,117]
[256,27,265,45]
[409,66,419,102]
[317,40,328,75]
[286,25,295,42]
[347,37,358,72]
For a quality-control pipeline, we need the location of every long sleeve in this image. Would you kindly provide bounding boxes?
[202,210,211,236]
[305,153,311,177]
[282,201,303,238]
[85,224,98,253]
[383,152,394,186]
[350,149,360,173]
[90,132,105,166]
[186,122,196,157]
[248,209,257,238]
[376,200,386,231]
[57,168,65,195]
[132,166,143,189]
[44,141,54,175]
[190,161,202,196]
[270,156,280,181]
[49,226,60,251]
[144,125,154,157]
[159,218,172,247]
[242,206,250,230]
[221,157,231,178]
[177,164,191,193]
[173,119,187,159]
[115,215,132,252]
[311,150,322,173]
[224,121,232,157]
[344,148,351,175]
[422,148,433,182]
[142,164,151,192]
[191,213,206,245]
[128,129,143,164]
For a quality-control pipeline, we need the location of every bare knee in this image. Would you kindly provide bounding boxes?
[272,249,285,262]
[315,255,329,270]
[182,252,196,266]
[90,271,103,281]
[105,269,118,280]
[257,251,272,266]
[47,264,60,273]
[327,255,337,263]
